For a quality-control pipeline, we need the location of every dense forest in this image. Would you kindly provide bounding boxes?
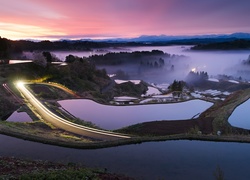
[2,35,250,60]
[86,50,166,65]
[0,37,10,59]
[191,39,250,50]
[0,36,144,59]
[185,71,208,85]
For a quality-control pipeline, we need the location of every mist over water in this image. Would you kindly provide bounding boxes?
[127,46,250,82]
[183,49,250,78]
[53,46,250,83]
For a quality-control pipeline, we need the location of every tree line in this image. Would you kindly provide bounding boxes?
[0,36,146,59]
[192,39,250,50]
[87,50,168,66]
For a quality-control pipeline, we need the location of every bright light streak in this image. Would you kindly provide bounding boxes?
[16,82,130,140]
[16,81,24,88]
[191,68,196,72]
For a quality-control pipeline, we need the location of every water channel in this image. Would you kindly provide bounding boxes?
[1,134,250,180]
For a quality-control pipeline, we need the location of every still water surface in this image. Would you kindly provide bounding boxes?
[6,111,32,122]
[1,134,250,180]
[58,99,213,130]
[228,98,250,129]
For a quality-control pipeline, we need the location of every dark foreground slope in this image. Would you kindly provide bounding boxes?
[0,156,133,180]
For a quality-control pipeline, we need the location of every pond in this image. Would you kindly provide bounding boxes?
[6,111,32,122]
[58,99,213,130]
[1,134,250,180]
[228,98,250,129]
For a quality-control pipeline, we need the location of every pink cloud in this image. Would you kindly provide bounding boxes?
[0,0,250,40]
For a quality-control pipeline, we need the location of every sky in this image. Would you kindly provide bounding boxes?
[0,0,250,40]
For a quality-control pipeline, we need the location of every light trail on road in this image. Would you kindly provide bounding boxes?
[16,81,130,141]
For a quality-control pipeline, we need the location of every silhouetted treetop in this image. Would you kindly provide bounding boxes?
[186,71,208,84]
[0,37,10,59]
[87,50,174,66]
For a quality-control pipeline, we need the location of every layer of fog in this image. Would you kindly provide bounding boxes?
[128,46,250,81]
[52,46,250,84]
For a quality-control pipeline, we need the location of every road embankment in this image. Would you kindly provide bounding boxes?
[2,121,250,149]
[16,82,130,141]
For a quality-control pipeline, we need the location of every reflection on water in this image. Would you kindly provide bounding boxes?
[228,98,250,129]
[1,134,250,180]
[6,111,32,122]
[58,99,213,130]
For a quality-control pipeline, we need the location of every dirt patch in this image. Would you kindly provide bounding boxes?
[117,117,213,136]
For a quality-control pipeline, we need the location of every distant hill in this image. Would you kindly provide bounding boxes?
[91,32,250,43]
[1,32,250,59]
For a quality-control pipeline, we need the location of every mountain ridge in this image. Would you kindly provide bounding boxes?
[76,32,250,43]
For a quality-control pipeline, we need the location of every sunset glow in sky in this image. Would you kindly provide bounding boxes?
[1,0,250,40]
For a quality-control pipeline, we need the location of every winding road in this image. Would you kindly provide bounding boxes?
[16,82,130,141]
